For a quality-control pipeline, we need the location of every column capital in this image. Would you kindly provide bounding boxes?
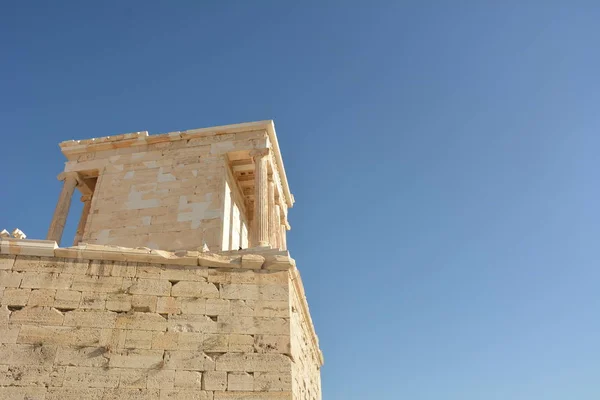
[57,171,80,184]
[250,148,270,159]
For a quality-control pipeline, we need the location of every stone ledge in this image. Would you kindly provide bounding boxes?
[0,238,58,256]
[0,240,296,272]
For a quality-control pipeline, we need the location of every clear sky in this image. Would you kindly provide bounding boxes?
[1,1,599,399]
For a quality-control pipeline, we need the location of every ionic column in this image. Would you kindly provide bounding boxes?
[73,194,92,246]
[47,172,79,245]
[251,148,270,247]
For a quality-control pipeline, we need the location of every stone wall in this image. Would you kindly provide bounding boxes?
[0,250,321,400]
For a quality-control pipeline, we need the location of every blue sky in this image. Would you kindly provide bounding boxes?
[1,1,600,399]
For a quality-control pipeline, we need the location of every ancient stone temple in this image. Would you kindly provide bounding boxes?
[0,120,323,399]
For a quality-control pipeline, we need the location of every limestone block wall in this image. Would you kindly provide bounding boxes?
[0,251,320,400]
[64,129,268,251]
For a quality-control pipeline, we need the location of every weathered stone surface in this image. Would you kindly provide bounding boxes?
[254,335,291,354]
[9,306,65,326]
[202,334,229,352]
[228,334,254,353]
[0,256,15,270]
[106,293,132,311]
[220,284,288,301]
[152,331,179,350]
[160,266,208,282]
[20,272,73,290]
[230,300,289,318]
[205,298,230,316]
[54,289,81,309]
[0,344,58,366]
[27,289,56,306]
[179,298,206,314]
[254,372,292,391]
[214,392,291,400]
[241,254,264,269]
[64,310,117,328]
[263,255,294,271]
[55,346,110,367]
[17,325,101,347]
[71,275,123,293]
[0,386,47,400]
[146,369,175,389]
[109,349,164,369]
[168,314,217,333]
[0,364,60,387]
[124,330,153,349]
[80,292,107,309]
[174,332,203,351]
[218,316,289,335]
[202,370,227,391]
[215,353,292,372]
[164,350,215,371]
[1,288,30,306]
[100,327,127,351]
[103,388,161,400]
[157,296,180,314]
[174,370,202,388]
[46,387,105,400]
[159,389,213,400]
[228,372,254,391]
[171,281,219,298]
[131,294,158,312]
[116,312,167,331]
[11,256,66,273]
[126,278,171,296]
[0,270,22,287]
[62,365,120,388]
[0,327,19,344]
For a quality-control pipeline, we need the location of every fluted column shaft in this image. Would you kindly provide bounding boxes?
[268,177,277,248]
[251,149,270,247]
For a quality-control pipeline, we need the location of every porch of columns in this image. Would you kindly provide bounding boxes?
[47,172,80,245]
